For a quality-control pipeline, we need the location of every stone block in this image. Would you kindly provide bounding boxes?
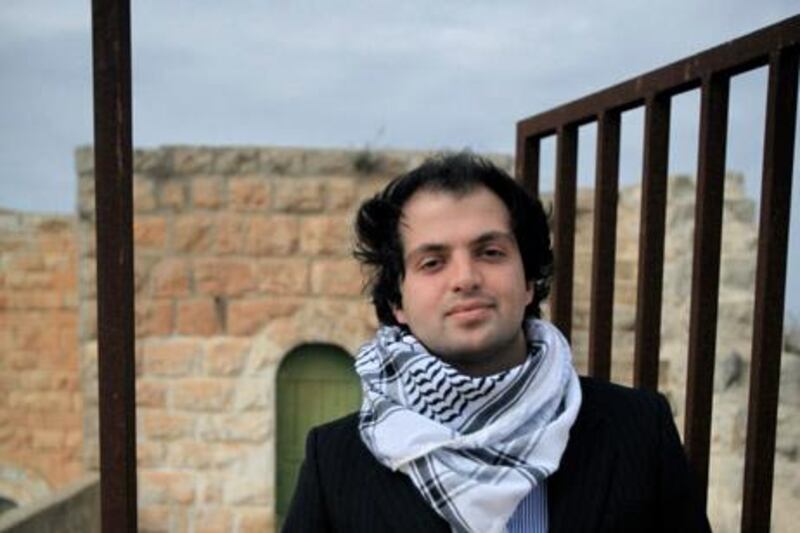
[136,380,168,408]
[226,298,301,336]
[273,179,325,213]
[193,507,232,533]
[224,478,269,505]
[141,411,195,441]
[140,470,195,505]
[233,380,269,411]
[299,214,352,255]
[176,298,222,336]
[325,177,358,211]
[256,258,309,295]
[237,509,272,533]
[137,441,167,467]
[172,148,214,175]
[133,215,168,250]
[150,258,191,297]
[138,505,171,533]
[244,215,299,255]
[173,379,234,412]
[229,176,271,211]
[191,176,225,209]
[199,414,269,443]
[193,258,256,297]
[212,214,247,254]
[206,338,251,376]
[213,148,260,174]
[134,174,157,212]
[135,299,174,337]
[158,180,187,210]
[311,259,364,296]
[174,214,215,253]
[142,338,202,377]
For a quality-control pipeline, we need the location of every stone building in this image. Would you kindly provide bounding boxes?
[0,145,797,531]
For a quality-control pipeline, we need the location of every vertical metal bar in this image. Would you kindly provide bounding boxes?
[633,95,671,391]
[91,0,137,531]
[587,111,621,380]
[551,125,578,341]
[684,74,730,507]
[741,47,799,533]
[516,132,541,198]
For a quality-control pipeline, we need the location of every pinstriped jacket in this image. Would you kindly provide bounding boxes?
[283,377,711,532]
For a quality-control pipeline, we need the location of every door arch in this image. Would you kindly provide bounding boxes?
[275,343,361,526]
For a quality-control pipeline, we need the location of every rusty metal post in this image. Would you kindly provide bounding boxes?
[551,125,578,340]
[91,0,137,531]
[741,47,799,533]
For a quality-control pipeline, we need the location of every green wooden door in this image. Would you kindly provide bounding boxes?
[275,344,361,527]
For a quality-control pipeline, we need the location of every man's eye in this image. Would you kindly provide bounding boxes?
[419,258,442,270]
[482,248,506,258]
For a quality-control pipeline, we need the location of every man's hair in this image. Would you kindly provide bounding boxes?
[354,152,553,326]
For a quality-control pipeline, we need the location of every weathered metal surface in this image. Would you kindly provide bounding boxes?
[91,0,137,531]
[684,74,729,508]
[587,111,620,381]
[551,126,578,341]
[741,47,799,533]
[633,95,671,391]
[517,15,800,137]
[515,131,541,198]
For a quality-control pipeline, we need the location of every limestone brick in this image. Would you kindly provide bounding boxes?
[213,148,260,175]
[299,214,352,255]
[244,215,299,256]
[159,181,187,211]
[237,509,273,533]
[193,507,232,533]
[172,379,234,412]
[150,258,191,297]
[176,298,222,336]
[136,380,168,408]
[191,176,225,209]
[212,214,247,255]
[226,298,302,336]
[141,411,195,441]
[310,258,364,296]
[206,338,251,377]
[142,338,202,377]
[172,147,215,175]
[229,176,272,211]
[134,175,157,212]
[273,179,325,213]
[256,258,309,295]
[174,214,215,253]
[193,258,256,297]
[198,414,269,443]
[134,215,168,250]
[325,176,358,211]
[140,470,195,505]
[135,298,174,337]
[224,478,269,505]
[137,441,168,467]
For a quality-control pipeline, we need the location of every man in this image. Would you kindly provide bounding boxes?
[283,153,710,532]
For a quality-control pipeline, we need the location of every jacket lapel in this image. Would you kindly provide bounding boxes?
[548,389,616,532]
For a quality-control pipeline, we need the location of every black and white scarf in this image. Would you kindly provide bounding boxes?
[355,319,582,533]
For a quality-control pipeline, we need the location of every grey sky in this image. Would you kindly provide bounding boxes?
[1,0,798,316]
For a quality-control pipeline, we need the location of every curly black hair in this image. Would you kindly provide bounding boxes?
[354,152,553,326]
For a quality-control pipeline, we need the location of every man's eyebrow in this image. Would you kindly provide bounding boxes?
[472,231,515,245]
[405,243,448,262]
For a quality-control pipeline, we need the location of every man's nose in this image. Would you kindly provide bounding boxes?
[451,255,481,292]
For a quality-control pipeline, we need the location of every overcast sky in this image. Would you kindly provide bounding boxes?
[1,0,798,316]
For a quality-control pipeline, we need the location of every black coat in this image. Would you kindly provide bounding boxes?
[283,377,711,532]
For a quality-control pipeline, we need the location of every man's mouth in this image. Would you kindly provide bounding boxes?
[446,301,494,318]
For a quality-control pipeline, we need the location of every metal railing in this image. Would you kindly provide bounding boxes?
[515,15,799,532]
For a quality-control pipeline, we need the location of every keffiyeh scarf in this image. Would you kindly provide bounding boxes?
[355,319,582,533]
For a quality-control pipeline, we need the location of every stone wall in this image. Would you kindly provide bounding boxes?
[74,146,518,532]
[1,144,794,531]
[0,210,83,506]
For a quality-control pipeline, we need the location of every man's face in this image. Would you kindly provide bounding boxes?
[392,186,533,376]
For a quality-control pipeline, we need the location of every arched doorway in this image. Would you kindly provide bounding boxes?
[275,343,361,526]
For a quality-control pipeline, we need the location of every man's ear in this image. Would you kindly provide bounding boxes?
[525,280,535,306]
[392,305,407,325]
